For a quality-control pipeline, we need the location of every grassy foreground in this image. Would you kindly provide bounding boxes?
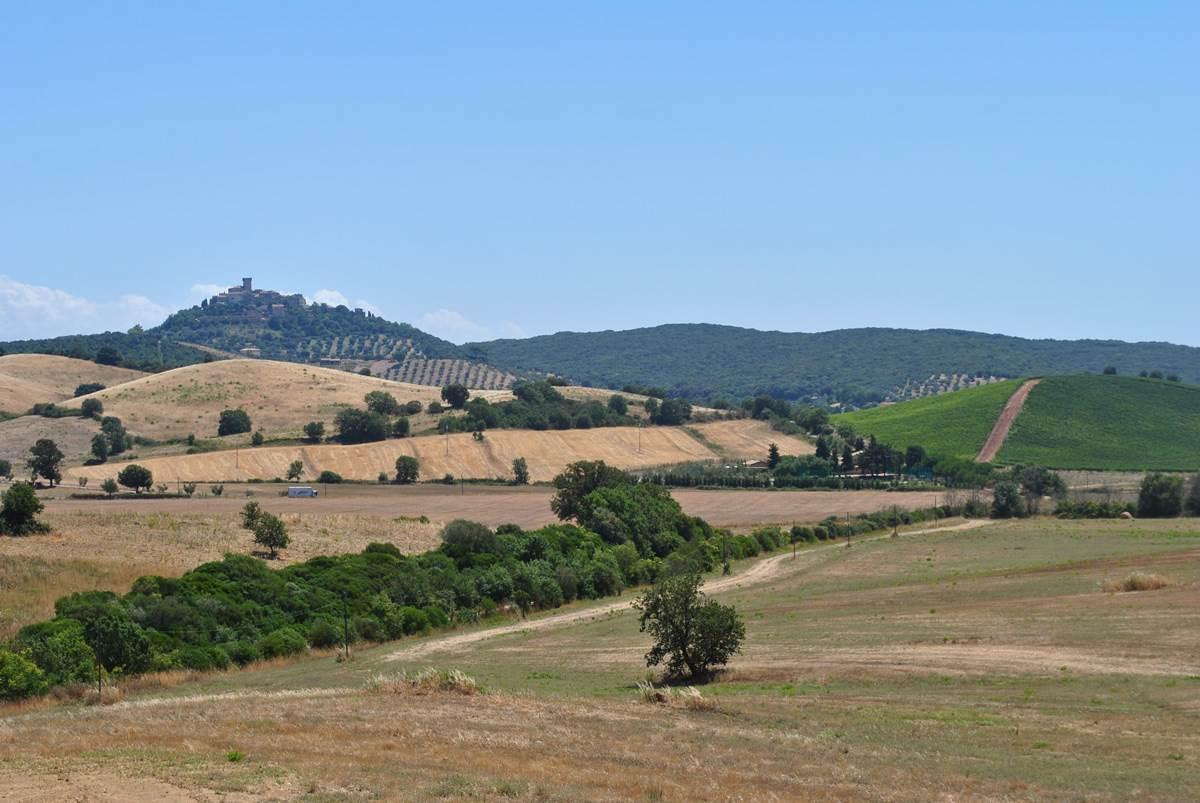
[3,517,1199,800]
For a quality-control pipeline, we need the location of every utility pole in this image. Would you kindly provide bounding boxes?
[846,511,851,548]
[893,504,899,538]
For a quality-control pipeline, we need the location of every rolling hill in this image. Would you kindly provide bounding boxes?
[62,358,513,442]
[834,379,1025,461]
[834,374,1200,471]
[1,278,511,386]
[0,354,146,414]
[999,375,1200,471]
[468,325,1200,405]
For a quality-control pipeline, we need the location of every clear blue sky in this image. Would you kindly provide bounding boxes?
[2,3,1196,344]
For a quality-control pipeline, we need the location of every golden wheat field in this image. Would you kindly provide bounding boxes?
[66,418,802,484]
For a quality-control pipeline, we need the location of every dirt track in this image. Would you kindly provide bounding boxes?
[976,378,1040,462]
[385,519,992,662]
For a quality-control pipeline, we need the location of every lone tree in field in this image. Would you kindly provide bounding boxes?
[117,464,153,494]
[286,460,304,482]
[0,482,48,536]
[101,478,118,497]
[1138,473,1183,518]
[90,434,109,463]
[634,573,745,680]
[441,384,470,409]
[364,390,401,416]
[512,457,530,486]
[100,417,129,455]
[395,456,420,484]
[0,459,11,480]
[767,443,780,470]
[80,398,104,419]
[218,408,252,437]
[252,512,289,559]
[303,421,325,443]
[334,408,388,444]
[26,439,64,486]
[990,481,1027,519]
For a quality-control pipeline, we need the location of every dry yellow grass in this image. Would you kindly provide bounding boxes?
[0,415,100,465]
[67,422,748,483]
[62,358,512,440]
[688,418,813,460]
[0,354,145,413]
[0,509,442,638]
[1101,571,1170,593]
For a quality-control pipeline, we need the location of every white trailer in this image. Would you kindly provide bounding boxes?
[287,486,318,498]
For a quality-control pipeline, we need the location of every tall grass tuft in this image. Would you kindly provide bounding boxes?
[636,680,716,711]
[367,668,480,696]
[1101,572,1169,593]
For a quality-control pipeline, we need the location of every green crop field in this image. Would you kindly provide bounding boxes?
[833,378,1022,459]
[999,374,1200,471]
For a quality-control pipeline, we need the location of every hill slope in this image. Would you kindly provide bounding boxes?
[469,325,1200,404]
[0,354,146,414]
[67,421,770,484]
[0,280,509,386]
[834,379,1024,460]
[998,375,1200,471]
[64,359,512,441]
[835,374,1200,471]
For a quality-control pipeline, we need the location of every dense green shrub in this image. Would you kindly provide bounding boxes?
[0,482,49,535]
[317,471,343,484]
[0,650,48,700]
[258,627,308,659]
[218,408,252,436]
[1138,473,1184,518]
[1055,499,1136,519]
[990,482,1028,519]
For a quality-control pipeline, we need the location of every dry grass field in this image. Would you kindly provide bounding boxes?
[0,354,145,414]
[3,517,1199,800]
[0,508,441,640]
[66,419,802,485]
[40,482,921,531]
[0,415,100,465]
[62,359,512,441]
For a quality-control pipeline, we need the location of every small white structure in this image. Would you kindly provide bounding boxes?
[287,486,318,498]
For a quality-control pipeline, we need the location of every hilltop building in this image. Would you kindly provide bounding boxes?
[207,277,306,309]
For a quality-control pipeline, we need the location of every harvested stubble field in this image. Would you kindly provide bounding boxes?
[3,518,1199,800]
[0,509,440,639]
[65,418,806,485]
[63,358,512,441]
[42,482,926,531]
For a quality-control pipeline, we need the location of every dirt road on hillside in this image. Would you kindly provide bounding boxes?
[976,379,1041,463]
[384,519,993,662]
